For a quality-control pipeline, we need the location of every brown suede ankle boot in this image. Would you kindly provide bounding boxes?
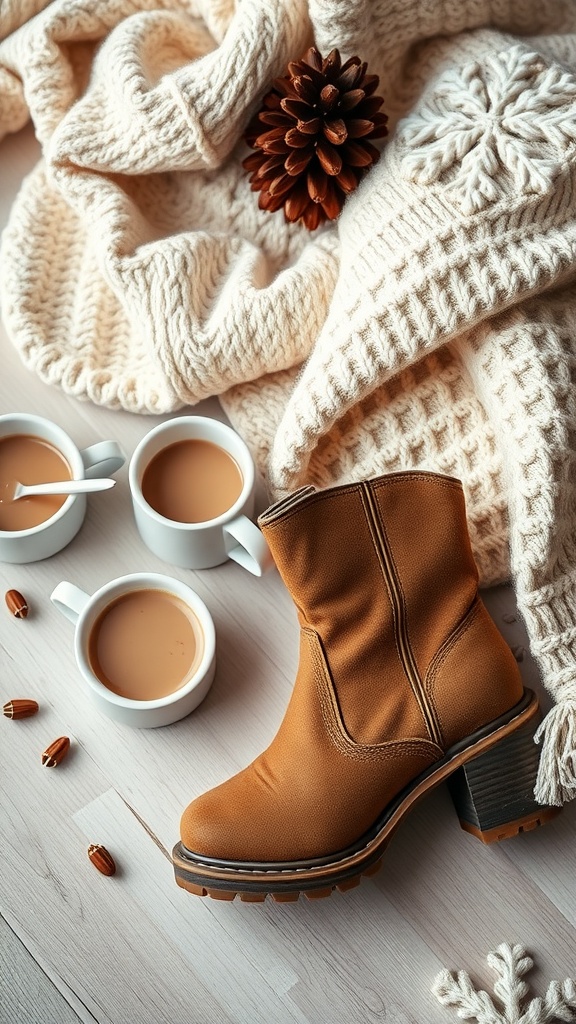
[173,472,559,901]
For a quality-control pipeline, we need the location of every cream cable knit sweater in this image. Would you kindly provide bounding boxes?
[1,0,576,803]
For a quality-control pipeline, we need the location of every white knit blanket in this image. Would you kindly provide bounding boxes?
[1,0,576,803]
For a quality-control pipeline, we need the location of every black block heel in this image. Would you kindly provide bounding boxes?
[448,714,561,843]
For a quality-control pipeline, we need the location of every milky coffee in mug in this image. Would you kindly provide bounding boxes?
[141,438,243,524]
[0,433,73,531]
[50,573,216,728]
[88,587,205,701]
[0,413,125,565]
[129,417,273,575]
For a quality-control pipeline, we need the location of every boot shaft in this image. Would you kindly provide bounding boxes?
[260,472,519,748]
[260,472,479,672]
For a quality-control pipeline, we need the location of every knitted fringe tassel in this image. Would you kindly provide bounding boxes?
[534,693,576,806]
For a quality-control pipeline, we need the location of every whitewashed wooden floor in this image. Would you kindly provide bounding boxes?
[1,126,575,1024]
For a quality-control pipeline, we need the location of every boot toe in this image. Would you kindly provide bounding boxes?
[180,785,238,861]
[179,767,283,862]
[179,764,334,864]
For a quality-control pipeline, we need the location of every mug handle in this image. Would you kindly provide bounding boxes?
[51,581,91,625]
[223,515,274,577]
[80,441,125,479]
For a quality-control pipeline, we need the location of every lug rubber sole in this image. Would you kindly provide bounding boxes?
[172,690,560,902]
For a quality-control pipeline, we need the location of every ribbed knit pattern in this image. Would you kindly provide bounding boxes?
[1,0,576,802]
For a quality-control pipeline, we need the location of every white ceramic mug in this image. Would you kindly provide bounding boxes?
[50,573,216,728]
[0,413,125,564]
[129,416,273,575]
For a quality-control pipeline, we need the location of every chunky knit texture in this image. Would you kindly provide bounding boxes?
[1,0,576,802]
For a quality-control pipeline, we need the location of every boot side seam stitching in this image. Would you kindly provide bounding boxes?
[304,628,443,763]
[374,510,445,747]
[424,598,482,743]
[361,483,442,746]
[359,486,405,683]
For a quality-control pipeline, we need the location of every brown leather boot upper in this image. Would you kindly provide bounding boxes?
[180,472,523,863]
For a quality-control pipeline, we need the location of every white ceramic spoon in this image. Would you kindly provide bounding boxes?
[11,478,116,500]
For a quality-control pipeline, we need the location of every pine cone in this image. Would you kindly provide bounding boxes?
[243,47,388,231]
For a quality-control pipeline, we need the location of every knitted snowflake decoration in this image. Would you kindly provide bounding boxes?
[400,46,576,214]
[433,944,576,1024]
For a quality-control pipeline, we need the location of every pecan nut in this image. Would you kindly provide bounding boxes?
[88,844,116,876]
[3,699,39,719]
[5,590,29,618]
[41,736,70,767]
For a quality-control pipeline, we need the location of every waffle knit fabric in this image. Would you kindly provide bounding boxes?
[1,0,576,804]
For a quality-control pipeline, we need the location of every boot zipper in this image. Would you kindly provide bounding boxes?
[361,482,442,746]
